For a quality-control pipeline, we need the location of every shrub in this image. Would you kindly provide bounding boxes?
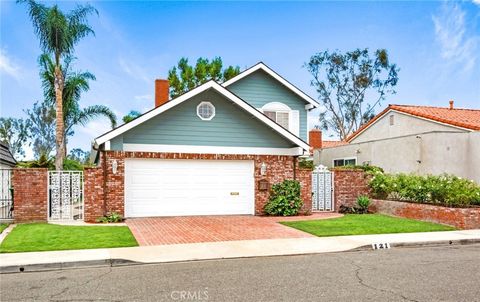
[368,172,480,207]
[264,180,303,216]
[96,212,123,223]
[357,196,371,213]
[298,159,314,170]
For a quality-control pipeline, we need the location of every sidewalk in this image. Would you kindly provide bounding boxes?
[1,229,479,273]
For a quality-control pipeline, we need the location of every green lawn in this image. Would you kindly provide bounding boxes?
[0,223,138,253]
[0,223,9,234]
[280,214,455,237]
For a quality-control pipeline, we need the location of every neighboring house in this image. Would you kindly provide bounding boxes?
[91,62,319,218]
[0,142,16,169]
[313,102,480,183]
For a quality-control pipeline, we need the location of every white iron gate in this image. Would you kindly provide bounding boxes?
[312,165,334,211]
[0,169,13,219]
[48,171,84,220]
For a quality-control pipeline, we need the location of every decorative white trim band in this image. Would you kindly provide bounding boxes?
[123,144,305,156]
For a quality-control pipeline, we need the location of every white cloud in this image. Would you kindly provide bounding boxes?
[472,0,480,5]
[432,2,479,71]
[118,57,150,84]
[134,94,152,101]
[0,48,21,80]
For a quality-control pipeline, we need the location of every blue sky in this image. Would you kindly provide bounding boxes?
[1,1,479,159]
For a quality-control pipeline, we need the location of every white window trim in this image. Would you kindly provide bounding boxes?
[197,101,215,121]
[262,102,291,130]
[332,157,357,167]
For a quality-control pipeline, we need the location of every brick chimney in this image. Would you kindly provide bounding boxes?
[449,100,454,110]
[309,129,322,149]
[155,79,169,107]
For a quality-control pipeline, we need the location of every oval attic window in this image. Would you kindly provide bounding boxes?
[197,102,215,120]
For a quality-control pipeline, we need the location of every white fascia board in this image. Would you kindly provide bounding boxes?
[210,82,310,151]
[222,62,320,109]
[95,80,310,152]
[123,144,304,156]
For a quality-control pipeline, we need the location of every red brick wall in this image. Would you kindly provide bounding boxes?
[12,168,48,223]
[333,169,370,211]
[371,199,480,229]
[84,151,312,220]
[84,167,105,223]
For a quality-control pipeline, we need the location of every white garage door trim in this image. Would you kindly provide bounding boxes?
[124,159,255,217]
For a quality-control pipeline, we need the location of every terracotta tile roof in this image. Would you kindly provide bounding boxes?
[322,140,348,148]
[346,103,480,142]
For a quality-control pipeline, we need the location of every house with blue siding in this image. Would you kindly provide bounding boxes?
[92,63,319,219]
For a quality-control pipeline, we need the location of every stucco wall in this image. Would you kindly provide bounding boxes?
[315,131,480,183]
[350,110,464,143]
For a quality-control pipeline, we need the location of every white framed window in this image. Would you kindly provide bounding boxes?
[264,111,289,129]
[260,102,299,136]
[197,101,215,120]
[333,157,357,167]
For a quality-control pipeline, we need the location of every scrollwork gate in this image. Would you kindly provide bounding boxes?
[312,165,334,211]
[48,171,84,220]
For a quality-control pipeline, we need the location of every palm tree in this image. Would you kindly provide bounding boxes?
[18,0,97,170]
[39,54,117,156]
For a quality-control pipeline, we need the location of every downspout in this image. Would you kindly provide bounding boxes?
[101,150,108,216]
[293,156,298,180]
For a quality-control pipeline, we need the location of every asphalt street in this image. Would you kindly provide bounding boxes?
[1,244,479,302]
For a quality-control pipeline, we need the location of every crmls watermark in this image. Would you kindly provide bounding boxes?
[170,288,209,301]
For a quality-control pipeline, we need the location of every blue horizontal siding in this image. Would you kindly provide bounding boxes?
[227,70,308,141]
[109,89,295,150]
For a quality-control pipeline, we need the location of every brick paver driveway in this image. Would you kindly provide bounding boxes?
[126,213,342,246]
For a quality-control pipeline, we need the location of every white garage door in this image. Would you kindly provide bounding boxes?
[124,159,255,217]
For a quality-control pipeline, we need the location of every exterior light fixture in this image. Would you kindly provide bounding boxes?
[112,160,118,174]
[260,162,267,175]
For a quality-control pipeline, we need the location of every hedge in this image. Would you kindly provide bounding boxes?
[368,171,480,207]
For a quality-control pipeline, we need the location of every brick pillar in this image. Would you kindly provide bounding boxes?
[332,169,370,211]
[12,168,48,223]
[297,167,313,214]
[84,167,105,223]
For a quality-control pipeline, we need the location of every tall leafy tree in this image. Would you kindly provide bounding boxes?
[18,0,97,170]
[24,100,56,159]
[306,48,399,140]
[38,54,117,155]
[0,117,32,159]
[122,110,141,123]
[168,57,240,98]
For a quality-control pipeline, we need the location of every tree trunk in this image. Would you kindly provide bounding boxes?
[54,65,65,171]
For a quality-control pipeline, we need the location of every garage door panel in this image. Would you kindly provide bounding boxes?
[125,159,254,217]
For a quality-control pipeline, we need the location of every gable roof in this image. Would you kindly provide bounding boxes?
[0,142,16,166]
[94,80,310,151]
[222,62,320,109]
[346,104,480,142]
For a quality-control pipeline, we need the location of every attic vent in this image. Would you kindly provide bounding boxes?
[389,115,394,126]
[197,102,215,120]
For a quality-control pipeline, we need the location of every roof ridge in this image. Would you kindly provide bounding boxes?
[390,104,480,112]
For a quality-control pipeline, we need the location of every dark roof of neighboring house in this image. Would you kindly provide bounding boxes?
[322,140,349,149]
[0,142,16,166]
[346,103,480,142]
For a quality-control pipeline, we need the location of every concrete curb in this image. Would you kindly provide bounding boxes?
[0,258,140,274]
[350,238,480,251]
[2,238,479,274]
